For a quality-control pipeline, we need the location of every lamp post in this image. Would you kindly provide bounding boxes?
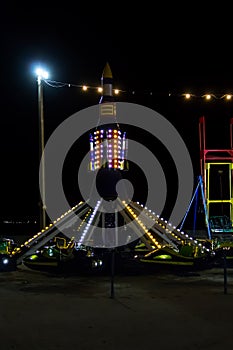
[35,67,49,230]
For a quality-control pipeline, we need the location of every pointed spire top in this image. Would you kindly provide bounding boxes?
[99,62,114,104]
[102,62,113,79]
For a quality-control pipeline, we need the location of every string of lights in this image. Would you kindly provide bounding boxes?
[43,79,233,101]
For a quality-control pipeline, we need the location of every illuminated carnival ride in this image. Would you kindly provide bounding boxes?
[1,63,233,273]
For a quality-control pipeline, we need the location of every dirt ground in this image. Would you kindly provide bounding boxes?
[1,263,233,350]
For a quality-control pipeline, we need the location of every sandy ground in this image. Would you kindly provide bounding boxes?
[1,263,233,350]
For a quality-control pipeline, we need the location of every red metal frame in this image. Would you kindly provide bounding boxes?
[199,116,233,180]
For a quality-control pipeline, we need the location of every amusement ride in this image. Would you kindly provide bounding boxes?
[1,63,233,273]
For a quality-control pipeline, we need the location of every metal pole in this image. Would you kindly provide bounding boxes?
[37,76,46,230]
[110,248,115,299]
[110,210,118,299]
[199,175,212,239]
[223,249,228,294]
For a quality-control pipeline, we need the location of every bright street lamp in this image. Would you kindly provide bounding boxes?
[35,67,49,230]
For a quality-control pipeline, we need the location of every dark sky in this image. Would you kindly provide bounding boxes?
[2,2,233,221]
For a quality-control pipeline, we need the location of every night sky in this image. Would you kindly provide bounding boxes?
[2,2,233,223]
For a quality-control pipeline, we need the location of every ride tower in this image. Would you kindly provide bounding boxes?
[85,62,131,248]
[89,62,129,201]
